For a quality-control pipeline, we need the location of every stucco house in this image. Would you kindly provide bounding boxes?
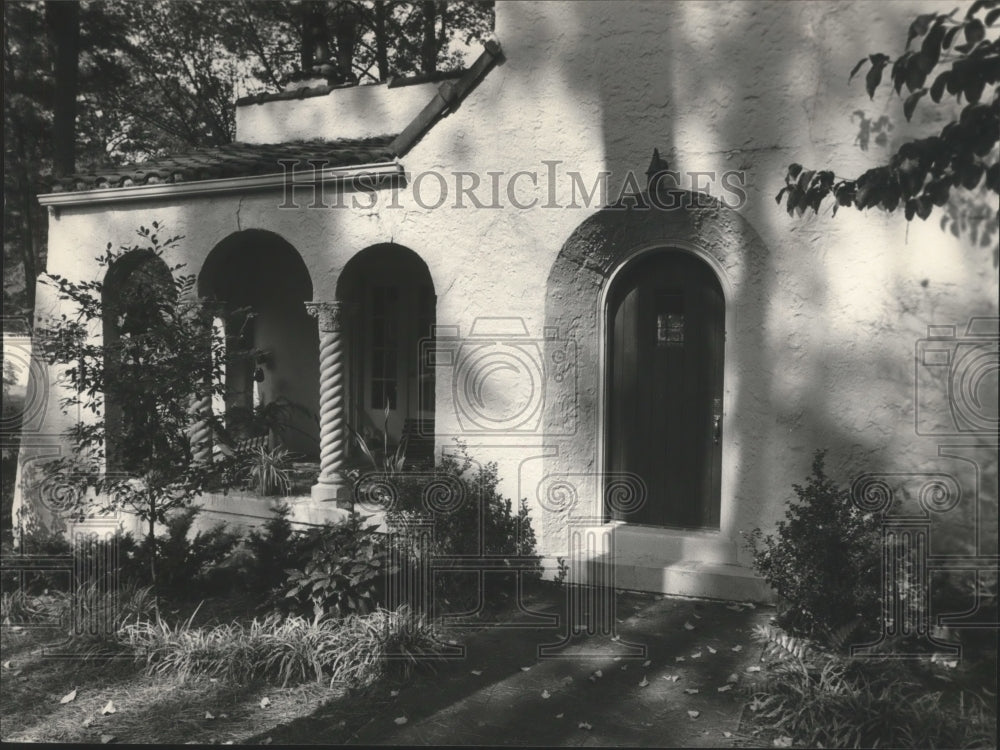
[14,1,998,603]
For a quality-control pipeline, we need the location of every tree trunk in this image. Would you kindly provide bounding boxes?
[45,0,80,177]
[147,507,157,588]
[331,1,359,81]
[374,1,389,81]
[420,1,436,73]
[300,1,329,71]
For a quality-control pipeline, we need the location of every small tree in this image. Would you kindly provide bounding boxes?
[36,223,237,586]
[775,1,999,256]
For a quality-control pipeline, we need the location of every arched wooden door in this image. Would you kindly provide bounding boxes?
[606,250,724,528]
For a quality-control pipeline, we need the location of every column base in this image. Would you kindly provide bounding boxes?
[311,480,353,509]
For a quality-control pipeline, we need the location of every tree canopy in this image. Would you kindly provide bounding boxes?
[3,0,495,319]
[775,1,1000,262]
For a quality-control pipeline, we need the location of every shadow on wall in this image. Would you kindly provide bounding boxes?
[504,0,997,567]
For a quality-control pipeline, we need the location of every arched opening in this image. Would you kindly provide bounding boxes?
[605,248,725,529]
[103,249,176,472]
[337,244,436,466]
[198,230,319,458]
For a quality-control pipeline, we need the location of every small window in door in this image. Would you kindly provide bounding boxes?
[371,285,399,409]
[655,292,684,347]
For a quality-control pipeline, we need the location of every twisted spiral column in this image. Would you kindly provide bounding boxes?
[187,301,217,465]
[306,301,350,504]
[188,393,213,464]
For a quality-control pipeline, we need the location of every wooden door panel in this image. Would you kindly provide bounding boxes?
[607,251,724,528]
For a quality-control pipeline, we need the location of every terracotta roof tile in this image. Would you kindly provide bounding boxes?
[48,136,398,193]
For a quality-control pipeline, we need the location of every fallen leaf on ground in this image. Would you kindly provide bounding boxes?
[663,674,680,682]
[390,690,399,697]
[717,684,732,692]
[593,669,603,678]
[610,635,620,642]
[101,701,116,715]
[691,652,702,659]
[82,717,94,728]
[693,613,702,619]
[578,722,592,730]
[470,670,482,676]
[723,731,733,738]
[613,656,622,662]
[261,737,272,745]
[541,690,551,699]
[60,689,77,704]
[100,734,115,744]
[744,602,756,609]
[639,676,649,687]
[642,660,651,667]
[749,698,766,712]
[726,673,739,683]
[1,660,10,669]
[220,714,229,719]
[555,713,564,719]
[731,645,743,652]
[675,656,685,662]
[684,622,695,630]
[687,710,700,719]
[726,604,742,612]
[746,666,762,673]
[773,737,792,748]
[394,717,408,725]
[520,666,531,672]
[561,676,574,685]
[205,711,215,720]
[707,646,717,654]
[259,697,270,709]
[447,639,458,645]
[684,688,699,695]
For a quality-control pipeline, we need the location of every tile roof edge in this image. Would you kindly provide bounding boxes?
[235,69,466,107]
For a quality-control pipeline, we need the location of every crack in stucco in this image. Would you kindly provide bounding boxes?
[235,195,245,231]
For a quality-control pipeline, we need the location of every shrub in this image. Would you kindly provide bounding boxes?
[238,503,297,598]
[280,512,396,620]
[745,450,882,640]
[130,508,240,596]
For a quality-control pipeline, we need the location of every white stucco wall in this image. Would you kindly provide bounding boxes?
[19,1,998,582]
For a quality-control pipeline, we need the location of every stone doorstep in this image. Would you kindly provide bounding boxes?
[564,524,774,603]
[569,558,773,603]
[606,523,739,564]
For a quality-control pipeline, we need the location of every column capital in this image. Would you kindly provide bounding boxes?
[305,300,351,332]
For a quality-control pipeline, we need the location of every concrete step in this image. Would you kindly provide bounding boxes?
[564,523,773,602]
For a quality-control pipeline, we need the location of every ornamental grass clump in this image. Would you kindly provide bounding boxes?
[745,624,996,749]
[120,605,439,687]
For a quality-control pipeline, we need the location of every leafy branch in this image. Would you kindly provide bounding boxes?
[776,1,999,237]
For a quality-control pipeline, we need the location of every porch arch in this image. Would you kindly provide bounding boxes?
[337,243,437,466]
[103,249,175,472]
[198,229,319,457]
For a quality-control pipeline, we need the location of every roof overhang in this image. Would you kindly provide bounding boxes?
[37,161,404,209]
